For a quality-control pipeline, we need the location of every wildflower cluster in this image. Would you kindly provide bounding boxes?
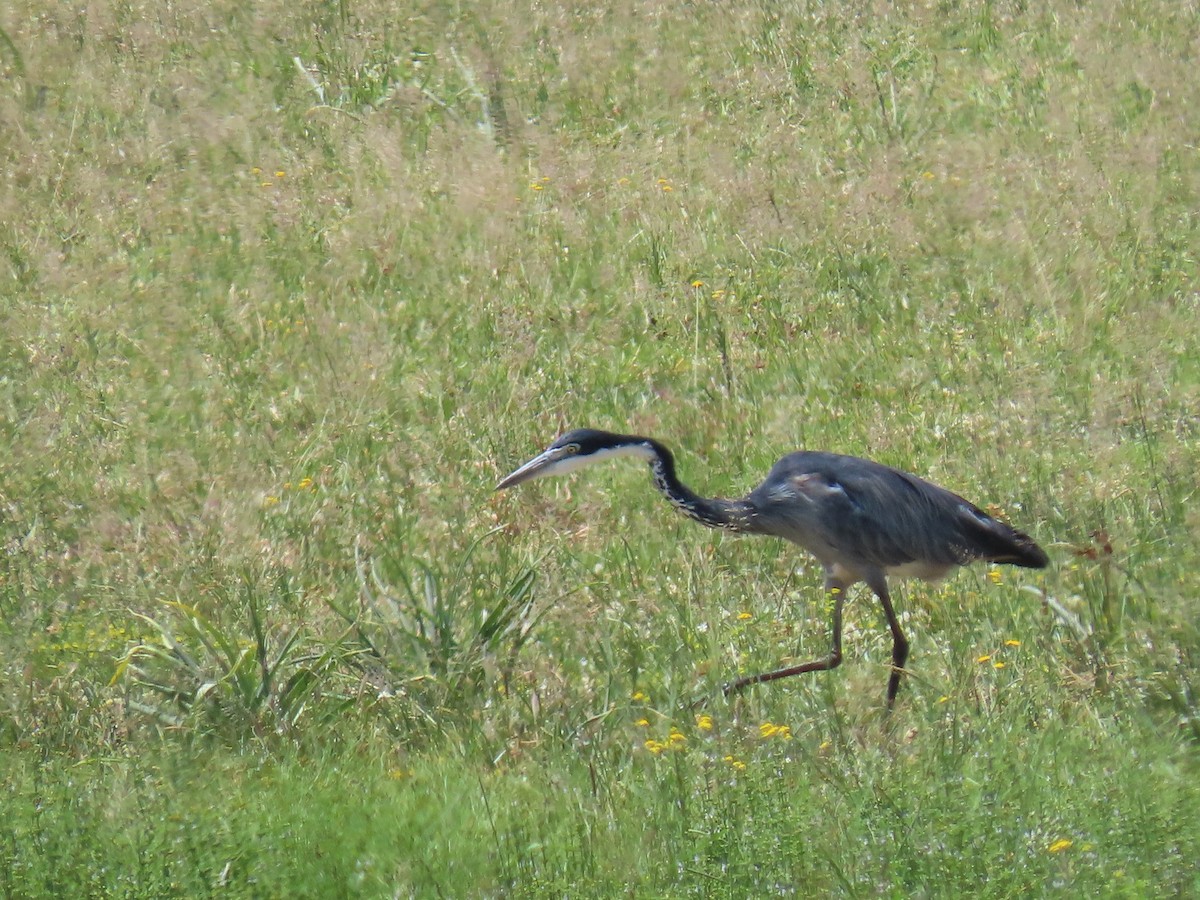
[40,622,139,658]
[263,475,318,508]
[630,692,794,773]
[263,316,307,335]
[975,638,1022,670]
[644,729,687,755]
[759,721,792,740]
[249,166,286,187]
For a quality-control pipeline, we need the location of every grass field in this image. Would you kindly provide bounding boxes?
[2,1,1199,895]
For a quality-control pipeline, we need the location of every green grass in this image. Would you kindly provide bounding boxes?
[2,0,1199,895]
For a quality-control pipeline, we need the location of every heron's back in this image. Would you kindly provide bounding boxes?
[748,451,1048,576]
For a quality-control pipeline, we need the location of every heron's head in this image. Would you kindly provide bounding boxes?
[495,428,655,490]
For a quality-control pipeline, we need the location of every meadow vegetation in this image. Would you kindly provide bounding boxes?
[1,1,1198,895]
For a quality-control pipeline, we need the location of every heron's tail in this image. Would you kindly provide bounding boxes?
[986,527,1049,569]
[961,509,1049,569]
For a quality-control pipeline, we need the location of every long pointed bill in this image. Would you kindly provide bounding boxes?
[495,447,573,491]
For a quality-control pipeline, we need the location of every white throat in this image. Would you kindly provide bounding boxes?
[554,442,654,475]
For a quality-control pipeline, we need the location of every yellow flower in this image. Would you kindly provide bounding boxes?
[634,718,650,727]
[1005,639,1021,647]
[695,714,713,731]
[976,654,992,664]
[668,730,686,745]
[644,739,666,755]
[988,569,1003,584]
[737,611,753,621]
[274,170,286,178]
[723,755,747,771]
[1047,839,1073,853]
[529,182,544,191]
[263,495,280,507]
[937,695,950,703]
[297,477,314,490]
[691,280,705,288]
[632,691,648,702]
[760,722,792,740]
[993,661,1006,669]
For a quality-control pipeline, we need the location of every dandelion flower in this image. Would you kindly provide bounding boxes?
[644,739,666,755]
[723,755,747,771]
[737,611,753,621]
[634,718,650,727]
[988,569,1003,584]
[691,280,705,288]
[669,730,686,745]
[1005,639,1021,647]
[993,661,1006,669]
[976,654,992,664]
[632,691,648,703]
[1047,839,1073,853]
[695,714,713,731]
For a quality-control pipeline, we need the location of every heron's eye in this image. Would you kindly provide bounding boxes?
[565,444,580,455]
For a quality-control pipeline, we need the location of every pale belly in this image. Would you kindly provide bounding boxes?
[827,559,957,585]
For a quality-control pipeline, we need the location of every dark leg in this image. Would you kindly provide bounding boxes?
[724,578,846,695]
[866,573,909,709]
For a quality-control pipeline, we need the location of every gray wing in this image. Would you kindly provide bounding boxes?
[748,452,1047,571]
